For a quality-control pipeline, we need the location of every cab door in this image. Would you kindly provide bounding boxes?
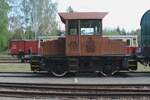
[65,20,80,56]
[66,35,79,56]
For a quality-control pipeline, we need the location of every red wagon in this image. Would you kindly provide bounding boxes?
[10,40,41,57]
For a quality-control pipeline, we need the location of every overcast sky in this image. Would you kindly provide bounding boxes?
[55,0,150,31]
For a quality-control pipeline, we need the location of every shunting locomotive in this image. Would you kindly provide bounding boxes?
[28,12,137,77]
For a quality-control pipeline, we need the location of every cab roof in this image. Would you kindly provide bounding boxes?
[59,12,108,23]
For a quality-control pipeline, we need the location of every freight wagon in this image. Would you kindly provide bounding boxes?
[10,40,41,60]
[138,9,150,66]
[29,12,138,77]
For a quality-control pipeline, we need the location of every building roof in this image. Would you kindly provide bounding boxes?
[59,12,108,23]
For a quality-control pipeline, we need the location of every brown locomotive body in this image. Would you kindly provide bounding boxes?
[30,12,137,77]
[42,36,126,56]
[41,38,65,56]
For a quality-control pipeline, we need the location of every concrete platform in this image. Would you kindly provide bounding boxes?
[0,72,150,84]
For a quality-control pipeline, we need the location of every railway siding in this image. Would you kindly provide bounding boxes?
[0,83,150,99]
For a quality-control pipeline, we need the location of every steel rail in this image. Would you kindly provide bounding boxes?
[0,82,150,86]
[0,58,18,60]
[0,57,21,63]
[0,82,150,91]
[0,82,149,98]
[0,89,149,97]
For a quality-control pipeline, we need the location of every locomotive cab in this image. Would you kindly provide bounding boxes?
[68,20,102,56]
[59,12,106,56]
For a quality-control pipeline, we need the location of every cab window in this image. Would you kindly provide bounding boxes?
[126,39,130,46]
[68,20,78,35]
[80,20,101,35]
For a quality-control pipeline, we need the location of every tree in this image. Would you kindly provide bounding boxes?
[12,28,24,40]
[66,6,74,13]
[103,28,121,35]
[121,28,126,35]
[0,0,10,34]
[24,27,35,39]
[116,26,121,34]
[103,27,128,35]
[7,0,23,32]
[21,0,32,30]
[0,0,10,51]
[30,0,58,37]
[7,0,59,39]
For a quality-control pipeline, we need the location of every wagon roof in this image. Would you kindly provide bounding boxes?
[59,12,108,23]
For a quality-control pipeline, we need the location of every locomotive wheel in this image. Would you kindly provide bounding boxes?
[102,65,113,76]
[101,71,112,76]
[51,64,68,77]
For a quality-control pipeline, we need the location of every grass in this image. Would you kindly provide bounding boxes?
[0,50,10,56]
[0,63,150,72]
[137,63,150,72]
[0,54,12,58]
[0,53,31,72]
[0,63,31,72]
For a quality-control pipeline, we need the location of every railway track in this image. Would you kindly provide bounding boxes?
[0,82,150,98]
[0,58,21,63]
[0,56,24,63]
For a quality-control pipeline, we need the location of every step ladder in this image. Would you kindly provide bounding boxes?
[128,59,137,70]
[68,58,79,72]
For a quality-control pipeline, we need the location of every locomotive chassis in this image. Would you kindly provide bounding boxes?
[30,55,137,77]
